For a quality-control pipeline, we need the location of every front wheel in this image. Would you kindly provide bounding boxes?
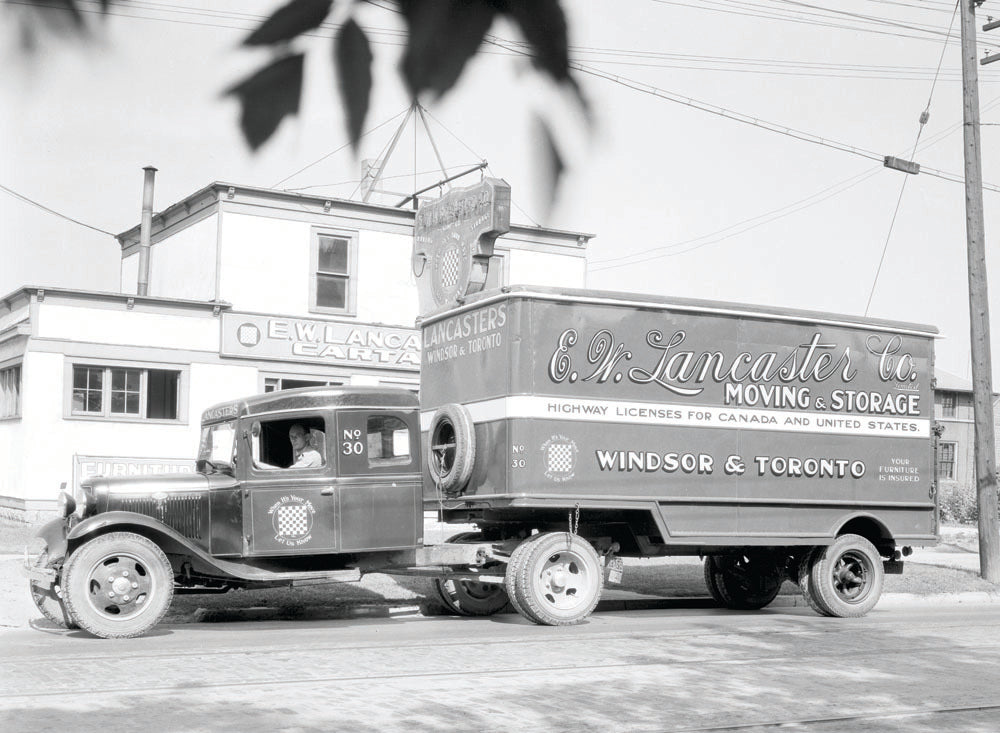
[28,550,78,629]
[805,534,884,618]
[506,532,603,626]
[62,532,174,639]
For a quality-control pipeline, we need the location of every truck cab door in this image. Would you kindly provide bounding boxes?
[241,413,339,555]
[335,409,422,551]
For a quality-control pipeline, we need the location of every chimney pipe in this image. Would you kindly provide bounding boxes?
[137,165,157,297]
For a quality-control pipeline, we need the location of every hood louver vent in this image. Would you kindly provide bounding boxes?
[119,494,203,539]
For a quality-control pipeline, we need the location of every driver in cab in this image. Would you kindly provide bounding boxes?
[256,424,323,469]
[288,424,322,468]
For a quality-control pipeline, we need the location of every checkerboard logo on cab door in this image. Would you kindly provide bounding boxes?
[268,495,316,547]
[542,435,578,482]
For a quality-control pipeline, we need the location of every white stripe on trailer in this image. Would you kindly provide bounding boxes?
[422,395,929,438]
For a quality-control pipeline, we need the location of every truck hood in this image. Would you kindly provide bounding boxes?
[84,472,238,512]
[85,472,237,493]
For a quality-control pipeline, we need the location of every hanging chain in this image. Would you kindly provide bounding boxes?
[566,503,580,547]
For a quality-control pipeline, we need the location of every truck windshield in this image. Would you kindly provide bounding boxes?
[199,421,236,473]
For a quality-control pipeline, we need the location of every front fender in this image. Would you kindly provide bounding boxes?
[66,511,206,559]
[35,517,70,562]
[64,511,260,583]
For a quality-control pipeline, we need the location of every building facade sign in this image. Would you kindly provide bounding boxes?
[220,312,421,370]
[73,455,196,490]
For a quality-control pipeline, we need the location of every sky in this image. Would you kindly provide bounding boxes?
[2,0,1000,383]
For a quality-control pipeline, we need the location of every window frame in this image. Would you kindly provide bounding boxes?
[309,227,359,317]
[941,391,958,418]
[0,362,22,420]
[247,413,329,475]
[937,441,957,481]
[261,374,346,393]
[64,359,189,424]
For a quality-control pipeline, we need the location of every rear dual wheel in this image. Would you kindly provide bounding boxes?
[703,553,784,611]
[433,532,509,617]
[798,534,884,618]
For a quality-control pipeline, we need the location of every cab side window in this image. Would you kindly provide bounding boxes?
[251,415,327,470]
[367,415,411,468]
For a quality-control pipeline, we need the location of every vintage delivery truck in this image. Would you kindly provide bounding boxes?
[28,285,939,638]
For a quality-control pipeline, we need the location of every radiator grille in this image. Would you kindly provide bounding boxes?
[118,495,204,539]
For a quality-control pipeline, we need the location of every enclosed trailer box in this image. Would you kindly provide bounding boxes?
[421,286,939,615]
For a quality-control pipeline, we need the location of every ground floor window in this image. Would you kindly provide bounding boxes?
[70,364,181,421]
[0,364,20,418]
[937,441,956,480]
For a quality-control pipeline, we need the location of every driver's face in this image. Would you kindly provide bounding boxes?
[289,429,307,451]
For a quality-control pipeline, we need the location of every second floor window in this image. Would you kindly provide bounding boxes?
[0,364,20,418]
[941,391,957,418]
[311,230,357,315]
[71,365,180,420]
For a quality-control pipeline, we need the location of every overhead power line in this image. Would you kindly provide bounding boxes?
[20,0,983,85]
[589,91,1000,271]
[864,0,960,316]
[552,58,1000,194]
[271,107,410,188]
[0,183,115,236]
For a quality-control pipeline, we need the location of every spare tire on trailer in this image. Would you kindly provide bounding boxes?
[426,403,476,496]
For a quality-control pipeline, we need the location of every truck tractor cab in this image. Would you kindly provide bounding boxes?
[28,386,423,638]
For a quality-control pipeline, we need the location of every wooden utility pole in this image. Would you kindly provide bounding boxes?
[960,0,1000,583]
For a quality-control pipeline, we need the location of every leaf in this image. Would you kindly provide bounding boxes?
[243,0,333,47]
[335,18,372,151]
[399,0,496,98]
[534,115,565,220]
[498,0,570,83]
[225,53,305,150]
[22,0,84,28]
[493,0,587,114]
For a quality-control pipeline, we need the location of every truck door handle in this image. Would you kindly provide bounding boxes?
[320,488,335,496]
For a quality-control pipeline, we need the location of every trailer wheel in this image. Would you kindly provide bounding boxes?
[797,548,833,617]
[705,553,783,610]
[503,533,544,620]
[507,532,603,626]
[806,534,884,618]
[427,403,476,496]
[28,550,79,629]
[702,556,726,605]
[62,532,174,639]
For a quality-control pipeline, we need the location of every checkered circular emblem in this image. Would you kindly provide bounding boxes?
[431,234,471,306]
[269,496,315,546]
[237,323,261,347]
[440,247,461,289]
[542,435,578,483]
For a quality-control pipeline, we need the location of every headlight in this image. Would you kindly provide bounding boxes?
[57,490,76,518]
[74,488,89,519]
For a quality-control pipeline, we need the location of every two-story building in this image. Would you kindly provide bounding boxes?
[0,181,592,519]
[933,369,1000,516]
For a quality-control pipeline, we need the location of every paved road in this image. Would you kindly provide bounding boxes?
[3,604,1000,733]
